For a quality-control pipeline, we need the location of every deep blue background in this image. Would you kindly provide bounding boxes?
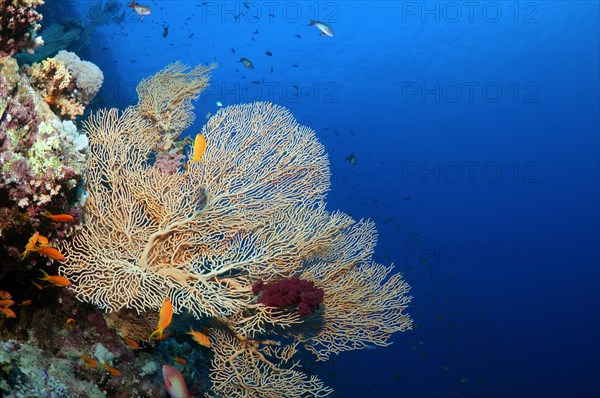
[41,1,599,397]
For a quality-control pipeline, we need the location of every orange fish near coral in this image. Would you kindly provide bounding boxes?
[103,362,122,376]
[188,328,211,348]
[80,354,98,368]
[37,234,49,247]
[148,297,173,341]
[0,299,15,307]
[0,290,11,299]
[45,94,61,105]
[19,300,32,306]
[0,307,16,318]
[163,365,190,398]
[124,338,140,350]
[36,246,66,262]
[66,317,76,330]
[190,133,207,165]
[39,270,72,287]
[20,232,40,259]
[173,356,187,365]
[41,210,74,222]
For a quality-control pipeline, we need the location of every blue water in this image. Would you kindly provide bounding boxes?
[41,1,599,397]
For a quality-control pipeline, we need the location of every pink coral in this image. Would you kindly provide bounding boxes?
[0,0,44,57]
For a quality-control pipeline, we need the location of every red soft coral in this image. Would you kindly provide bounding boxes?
[253,277,324,317]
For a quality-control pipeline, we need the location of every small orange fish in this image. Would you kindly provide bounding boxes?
[20,232,40,259]
[153,332,171,341]
[188,328,211,348]
[173,356,187,365]
[0,299,15,307]
[66,317,76,330]
[103,362,122,377]
[32,281,44,290]
[189,134,206,165]
[80,354,98,368]
[45,94,60,105]
[0,290,11,299]
[125,338,140,350]
[19,300,32,306]
[36,246,66,262]
[41,210,74,222]
[39,270,72,287]
[148,297,173,341]
[0,307,16,318]
[37,234,49,247]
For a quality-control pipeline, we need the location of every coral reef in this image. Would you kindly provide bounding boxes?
[0,50,99,276]
[58,63,412,396]
[0,0,45,58]
[54,50,103,106]
[28,51,102,120]
[1,44,411,395]
[0,286,206,397]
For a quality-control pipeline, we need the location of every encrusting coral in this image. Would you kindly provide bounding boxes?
[59,62,412,397]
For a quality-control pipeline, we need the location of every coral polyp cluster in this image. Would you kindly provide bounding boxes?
[253,277,325,317]
[29,50,104,120]
[0,0,45,58]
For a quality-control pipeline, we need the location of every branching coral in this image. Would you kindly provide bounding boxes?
[135,61,215,136]
[61,102,330,318]
[207,328,333,398]
[59,64,412,396]
[0,0,45,57]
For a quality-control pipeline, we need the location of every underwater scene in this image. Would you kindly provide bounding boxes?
[0,1,599,397]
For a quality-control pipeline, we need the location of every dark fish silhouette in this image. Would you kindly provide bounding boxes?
[345,153,358,165]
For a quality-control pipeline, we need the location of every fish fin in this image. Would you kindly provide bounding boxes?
[148,329,160,341]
